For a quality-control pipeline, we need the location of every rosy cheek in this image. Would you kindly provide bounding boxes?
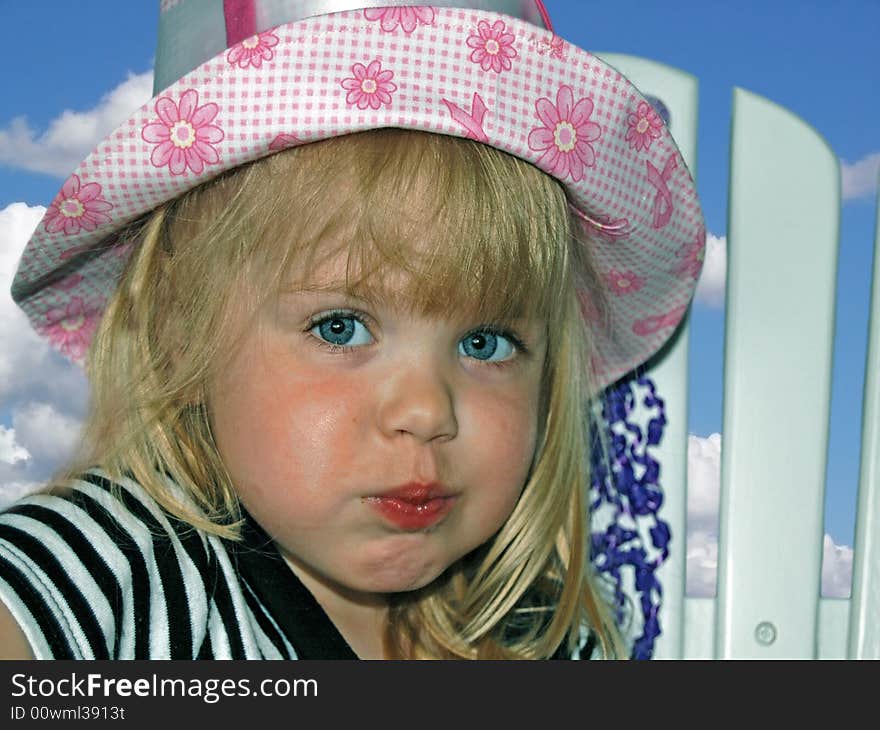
[214,344,337,478]
[257,372,365,474]
[463,389,539,482]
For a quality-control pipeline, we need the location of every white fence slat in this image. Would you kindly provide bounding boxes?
[683,598,716,659]
[848,176,880,659]
[594,53,699,660]
[716,87,840,658]
[818,598,850,659]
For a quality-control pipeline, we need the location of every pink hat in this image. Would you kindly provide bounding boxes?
[11,0,705,391]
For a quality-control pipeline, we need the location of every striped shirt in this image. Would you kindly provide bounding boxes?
[0,469,597,659]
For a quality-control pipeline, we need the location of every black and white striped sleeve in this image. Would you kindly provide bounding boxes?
[0,471,215,659]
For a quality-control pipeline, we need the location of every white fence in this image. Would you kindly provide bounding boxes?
[597,53,880,659]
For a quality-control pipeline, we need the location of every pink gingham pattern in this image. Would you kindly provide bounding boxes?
[10,5,705,391]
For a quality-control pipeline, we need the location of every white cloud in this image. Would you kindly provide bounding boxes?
[12,403,82,468]
[685,433,852,598]
[686,433,722,596]
[0,203,51,397]
[0,71,153,177]
[0,202,90,508]
[821,535,854,599]
[841,152,880,201]
[686,529,718,598]
[694,233,726,308]
[686,432,721,532]
[0,203,90,410]
[0,401,85,507]
[0,425,30,465]
[0,481,43,512]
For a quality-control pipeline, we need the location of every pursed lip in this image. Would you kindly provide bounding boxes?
[364,481,457,531]
[373,481,455,502]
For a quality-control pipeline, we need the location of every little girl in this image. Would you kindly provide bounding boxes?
[0,1,704,659]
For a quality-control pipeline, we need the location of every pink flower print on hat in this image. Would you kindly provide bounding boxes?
[226,30,279,69]
[55,273,84,292]
[341,61,397,110]
[646,154,679,229]
[626,101,663,153]
[673,226,707,279]
[633,304,688,337]
[59,243,90,261]
[44,175,113,236]
[442,93,489,143]
[363,7,434,34]
[606,269,645,296]
[268,133,301,152]
[142,89,224,176]
[536,33,566,60]
[40,296,100,362]
[466,19,517,73]
[528,86,602,183]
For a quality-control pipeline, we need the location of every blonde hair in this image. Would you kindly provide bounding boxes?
[59,128,626,659]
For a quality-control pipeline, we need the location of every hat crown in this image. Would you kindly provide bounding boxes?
[154,0,551,93]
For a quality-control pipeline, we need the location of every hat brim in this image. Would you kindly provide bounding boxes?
[11,7,705,391]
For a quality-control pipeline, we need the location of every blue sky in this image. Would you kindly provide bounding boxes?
[0,1,877,595]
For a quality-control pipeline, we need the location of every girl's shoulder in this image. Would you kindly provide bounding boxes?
[0,468,223,658]
[1,468,216,567]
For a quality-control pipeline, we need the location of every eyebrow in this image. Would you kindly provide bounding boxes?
[279,281,367,297]
[278,279,544,330]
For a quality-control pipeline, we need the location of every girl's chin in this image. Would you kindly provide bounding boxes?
[347,555,461,597]
[347,569,446,596]
[284,545,453,599]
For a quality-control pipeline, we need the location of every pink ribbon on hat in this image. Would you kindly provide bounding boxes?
[442,94,490,143]
[646,154,678,230]
[224,0,257,46]
[534,0,553,29]
[632,305,687,336]
[223,0,553,48]
[152,1,552,95]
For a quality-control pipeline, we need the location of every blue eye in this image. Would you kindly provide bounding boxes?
[310,313,373,347]
[458,330,517,362]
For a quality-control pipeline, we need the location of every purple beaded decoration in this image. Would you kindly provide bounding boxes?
[589,374,671,660]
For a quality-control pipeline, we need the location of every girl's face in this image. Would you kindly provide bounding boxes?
[208,248,547,609]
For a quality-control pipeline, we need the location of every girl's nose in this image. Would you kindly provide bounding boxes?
[376,362,458,443]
